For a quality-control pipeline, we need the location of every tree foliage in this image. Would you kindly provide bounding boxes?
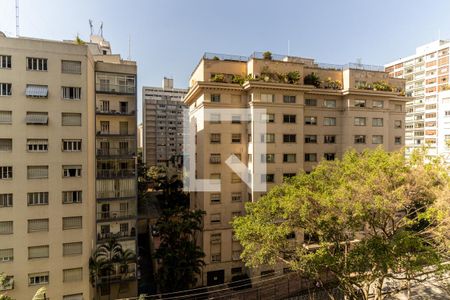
[233,148,450,299]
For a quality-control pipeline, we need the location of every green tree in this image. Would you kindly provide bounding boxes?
[154,207,205,292]
[89,238,136,300]
[0,274,12,300]
[233,148,450,300]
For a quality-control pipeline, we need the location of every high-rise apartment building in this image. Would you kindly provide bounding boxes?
[183,52,407,286]
[143,78,187,168]
[385,40,450,158]
[0,32,137,300]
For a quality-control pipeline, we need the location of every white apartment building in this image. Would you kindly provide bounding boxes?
[385,40,450,157]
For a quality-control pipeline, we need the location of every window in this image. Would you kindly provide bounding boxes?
[231,134,241,143]
[305,99,317,106]
[354,100,366,107]
[261,133,275,143]
[120,101,128,113]
[0,139,12,151]
[210,213,221,224]
[283,134,296,143]
[372,135,384,144]
[211,94,221,103]
[28,245,49,259]
[373,100,384,108]
[304,153,317,162]
[0,111,12,124]
[0,166,12,179]
[304,135,317,143]
[28,219,49,232]
[354,117,366,126]
[63,268,83,282]
[0,221,13,234]
[28,272,49,285]
[395,136,402,145]
[62,139,82,151]
[210,233,221,262]
[231,115,241,124]
[26,85,48,98]
[27,192,49,206]
[26,112,48,125]
[27,166,48,179]
[261,93,274,103]
[0,194,12,208]
[283,95,296,103]
[210,113,221,124]
[62,113,81,126]
[395,104,402,112]
[324,153,336,161]
[372,118,383,127]
[261,153,275,163]
[324,117,336,126]
[210,133,221,144]
[0,55,11,69]
[283,173,296,181]
[210,173,221,180]
[62,87,81,100]
[324,100,336,108]
[63,165,82,177]
[283,114,296,123]
[304,116,317,125]
[231,173,241,183]
[61,60,81,74]
[394,120,402,128]
[63,217,82,230]
[0,248,13,262]
[0,83,12,96]
[283,153,296,163]
[210,153,221,164]
[63,191,82,204]
[27,139,48,152]
[231,267,242,275]
[354,135,366,144]
[27,57,48,71]
[231,192,242,202]
[262,113,275,123]
[63,242,82,256]
[324,135,336,144]
[262,174,274,183]
[210,193,221,204]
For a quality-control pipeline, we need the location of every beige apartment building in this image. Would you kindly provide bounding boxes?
[183,52,407,286]
[0,33,137,300]
[385,40,450,158]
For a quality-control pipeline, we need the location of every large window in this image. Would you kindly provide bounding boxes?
[304,116,317,125]
[62,87,81,100]
[0,248,13,262]
[63,268,83,282]
[305,99,317,106]
[61,60,81,74]
[63,165,82,177]
[283,153,296,163]
[28,272,49,285]
[27,139,48,152]
[354,135,366,144]
[63,191,82,204]
[261,154,275,163]
[283,95,296,103]
[262,113,275,123]
[62,139,82,152]
[26,85,48,98]
[283,134,296,143]
[0,139,12,152]
[27,57,48,71]
[0,55,11,69]
[304,153,317,162]
[261,133,275,143]
[63,216,82,230]
[26,112,48,125]
[372,100,384,108]
[0,166,12,179]
[324,117,336,126]
[0,83,11,96]
[372,135,384,144]
[354,117,366,126]
[231,134,241,143]
[372,118,384,127]
[210,194,221,204]
[304,135,317,143]
[211,94,221,103]
[354,100,366,107]
[324,100,336,108]
[27,192,49,206]
[262,174,275,183]
[0,194,12,208]
[324,135,336,144]
[283,114,296,123]
[27,166,48,179]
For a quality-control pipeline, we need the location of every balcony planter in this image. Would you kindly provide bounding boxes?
[304,72,321,88]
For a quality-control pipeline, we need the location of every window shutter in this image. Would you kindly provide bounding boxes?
[0,221,13,234]
[62,61,81,74]
[62,113,81,126]
[63,268,83,282]
[26,85,48,97]
[28,245,49,259]
[0,111,12,123]
[27,166,48,179]
[26,112,48,124]
[28,219,49,232]
[63,242,82,256]
[63,217,82,230]
[0,139,12,151]
[0,248,13,261]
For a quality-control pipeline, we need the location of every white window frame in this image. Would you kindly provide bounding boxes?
[27,192,49,206]
[0,55,11,69]
[26,57,48,71]
[62,191,82,204]
[0,83,12,96]
[0,166,12,179]
[62,87,81,100]
[63,165,82,178]
[27,139,48,152]
[62,139,82,152]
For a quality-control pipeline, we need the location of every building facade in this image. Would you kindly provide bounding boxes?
[183,52,407,286]
[0,33,137,299]
[385,40,450,158]
[142,78,187,168]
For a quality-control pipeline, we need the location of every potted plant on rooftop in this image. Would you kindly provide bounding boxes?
[263,51,272,60]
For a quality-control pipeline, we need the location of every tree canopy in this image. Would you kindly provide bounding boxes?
[233,148,450,299]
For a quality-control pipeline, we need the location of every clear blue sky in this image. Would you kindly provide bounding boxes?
[1,0,450,122]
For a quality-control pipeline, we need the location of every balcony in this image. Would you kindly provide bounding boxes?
[96,190,136,200]
[96,84,136,95]
[97,229,136,242]
[97,169,136,179]
[96,148,136,157]
[97,210,136,222]
[96,108,136,116]
[98,264,137,284]
[96,131,135,137]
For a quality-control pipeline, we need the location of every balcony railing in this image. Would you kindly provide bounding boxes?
[98,266,137,283]
[97,169,136,179]
[96,148,136,157]
[97,230,135,242]
[96,190,136,199]
[96,108,136,116]
[97,210,136,221]
[96,84,136,94]
[97,131,135,136]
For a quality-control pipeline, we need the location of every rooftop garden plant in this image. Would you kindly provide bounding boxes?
[263,51,272,60]
[324,78,342,90]
[210,73,225,83]
[303,72,321,88]
[372,80,393,92]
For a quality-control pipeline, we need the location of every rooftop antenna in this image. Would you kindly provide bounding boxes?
[89,19,94,36]
[15,0,19,37]
[99,22,103,37]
